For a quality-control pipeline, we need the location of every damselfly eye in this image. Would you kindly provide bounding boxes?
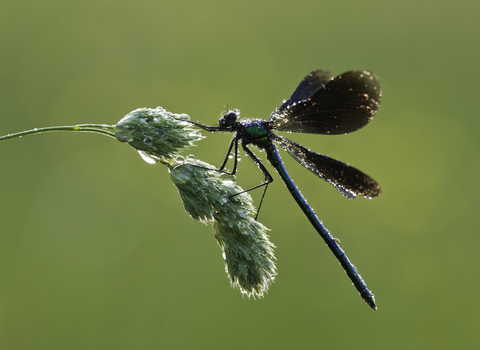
[219,111,238,127]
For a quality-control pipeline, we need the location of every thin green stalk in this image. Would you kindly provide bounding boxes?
[0,124,116,142]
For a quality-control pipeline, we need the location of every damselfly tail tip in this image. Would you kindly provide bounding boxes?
[366,297,377,310]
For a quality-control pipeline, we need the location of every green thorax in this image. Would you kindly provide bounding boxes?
[238,120,273,148]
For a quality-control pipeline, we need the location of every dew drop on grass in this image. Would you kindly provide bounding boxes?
[138,150,156,164]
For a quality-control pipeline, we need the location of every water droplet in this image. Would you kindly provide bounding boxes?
[138,150,156,164]
[238,208,247,218]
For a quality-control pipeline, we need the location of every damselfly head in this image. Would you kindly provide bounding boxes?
[219,109,240,128]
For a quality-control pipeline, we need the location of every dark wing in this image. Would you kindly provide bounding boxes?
[276,135,381,199]
[270,70,381,135]
[284,70,335,103]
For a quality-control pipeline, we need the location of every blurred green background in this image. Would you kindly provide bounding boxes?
[1,0,478,349]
